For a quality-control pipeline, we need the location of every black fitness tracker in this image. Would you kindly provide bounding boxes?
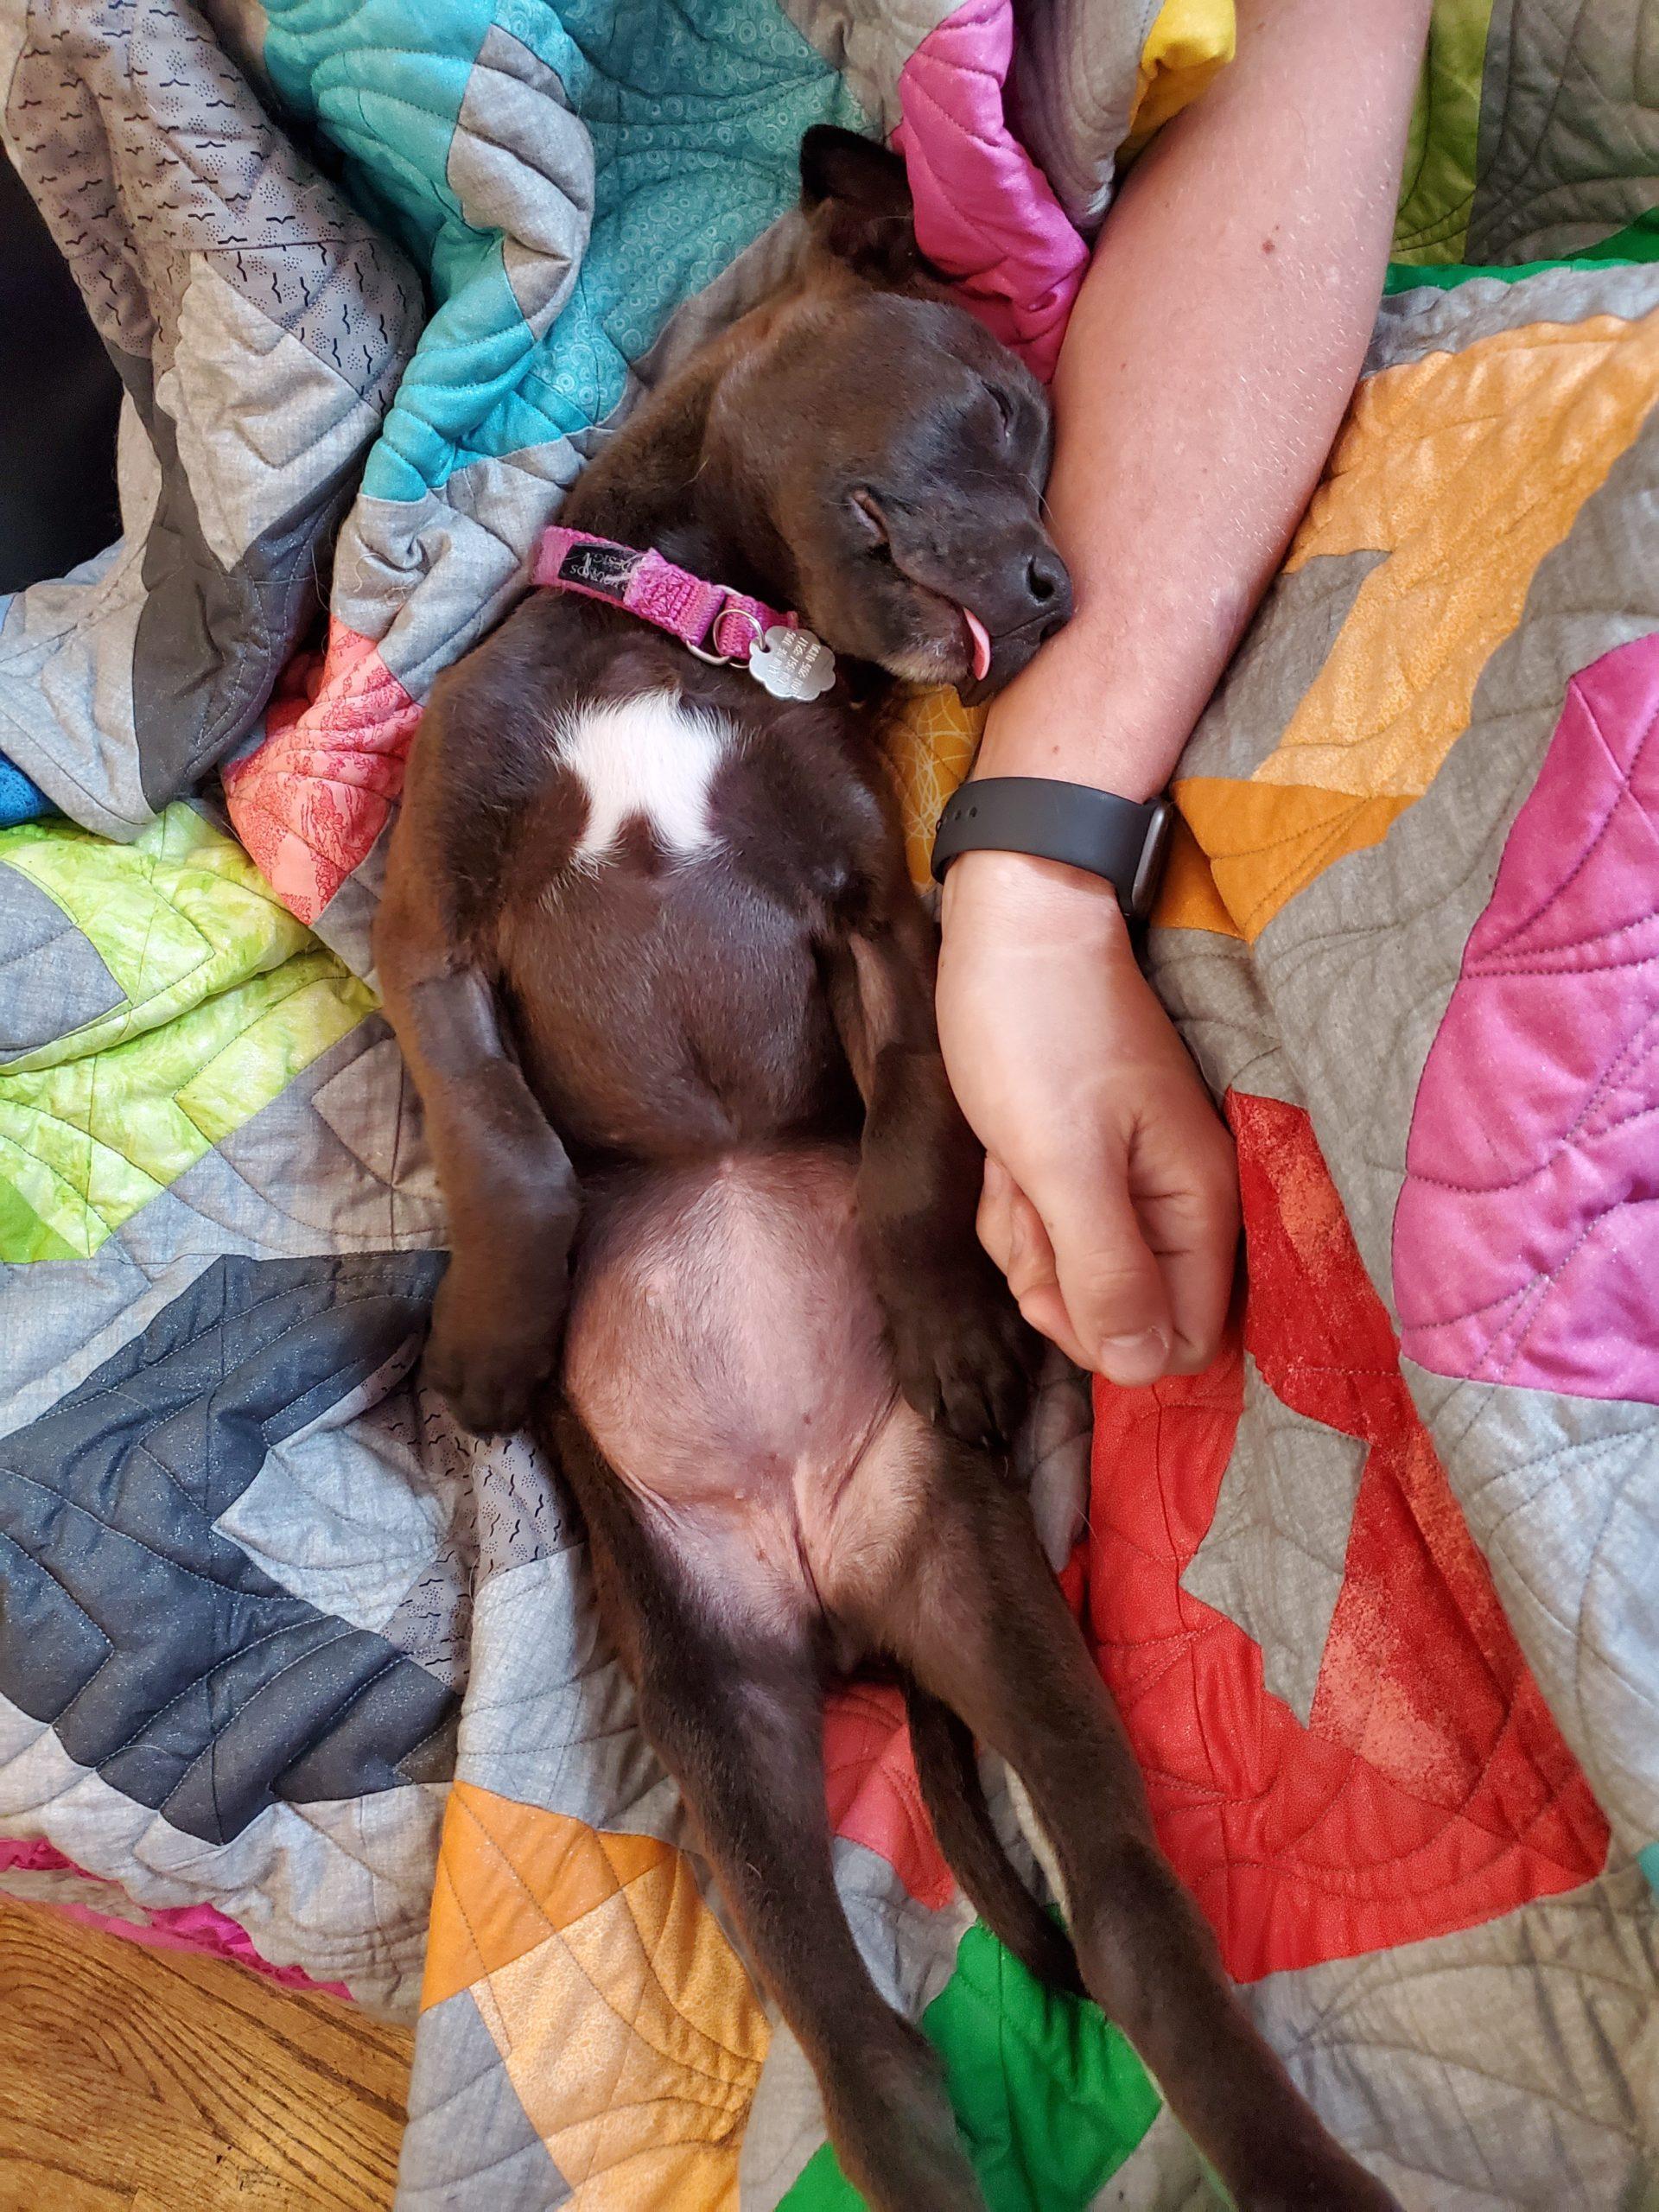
[930,777,1176,919]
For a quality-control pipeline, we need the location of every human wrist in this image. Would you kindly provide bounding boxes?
[938,844,1134,953]
[973,625,1191,805]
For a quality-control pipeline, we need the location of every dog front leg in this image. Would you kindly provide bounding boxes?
[827,909,1036,1451]
[378,894,579,1434]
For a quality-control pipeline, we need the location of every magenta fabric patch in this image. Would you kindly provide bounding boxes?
[1394,632,1659,1404]
[0,1836,353,1999]
[893,0,1088,383]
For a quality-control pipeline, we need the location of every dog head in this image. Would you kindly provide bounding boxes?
[701,127,1071,706]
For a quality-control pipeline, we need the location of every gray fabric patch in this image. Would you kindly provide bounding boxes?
[1369,261,1659,378]
[1468,0,1659,265]
[0,1250,455,1842]
[1181,1356,1370,1724]
[170,1015,445,1255]
[1405,1365,1659,1858]
[1146,925,1303,1110]
[449,28,594,336]
[399,1987,572,2210]
[740,2024,831,2212]
[1248,1865,1659,2210]
[771,0,939,136]
[160,257,388,572]
[0,1688,444,2012]
[1173,549,1389,784]
[0,0,421,832]
[1009,0,1156,229]
[214,1343,465,1643]
[454,1546,690,1849]
[0,863,124,1059]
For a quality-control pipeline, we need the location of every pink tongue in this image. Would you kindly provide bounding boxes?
[963,608,992,683]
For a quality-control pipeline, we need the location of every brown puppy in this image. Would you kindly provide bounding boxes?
[376,128,1400,2212]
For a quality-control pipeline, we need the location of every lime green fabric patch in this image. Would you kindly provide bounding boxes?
[0,806,375,1261]
[1393,0,1495,267]
[779,1923,1162,2211]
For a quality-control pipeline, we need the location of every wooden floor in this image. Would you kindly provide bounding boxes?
[0,1902,411,2212]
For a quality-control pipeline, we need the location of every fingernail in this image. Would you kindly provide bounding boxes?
[1097,1328,1168,1387]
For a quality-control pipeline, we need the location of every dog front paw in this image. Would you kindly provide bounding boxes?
[887,1252,1039,1453]
[425,1269,563,1437]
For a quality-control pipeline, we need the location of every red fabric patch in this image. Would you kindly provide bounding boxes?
[823,1681,956,1910]
[1088,1091,1607,1982]
[223,620,423,925]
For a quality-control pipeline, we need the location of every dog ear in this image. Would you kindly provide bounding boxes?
[799,124,931,286]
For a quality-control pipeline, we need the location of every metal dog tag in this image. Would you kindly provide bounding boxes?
[748,625,836,701]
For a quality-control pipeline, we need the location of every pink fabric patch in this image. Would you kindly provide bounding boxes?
[224,619,423,925]
[894,0,1090,383]
[0,1837,353,1999]
[1394,632,1659,1403]
[823,1681,955,1909]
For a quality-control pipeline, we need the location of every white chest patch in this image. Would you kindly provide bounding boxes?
[552,689,732,865]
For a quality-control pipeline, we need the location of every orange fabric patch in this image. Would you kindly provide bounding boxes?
[423,1781,671,2010]
[1265,311,1659,801]
[1149,810,1243,937]
[423,1783,768,2209]
[1172,779,1412,940]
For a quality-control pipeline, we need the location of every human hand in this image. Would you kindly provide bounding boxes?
[936,847,1239,1385]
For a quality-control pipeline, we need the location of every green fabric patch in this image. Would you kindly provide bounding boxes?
[1393,0,1496,266]
[1384,209,1659,294]
[0,807,374,1261]
[779,1923,1161,2212]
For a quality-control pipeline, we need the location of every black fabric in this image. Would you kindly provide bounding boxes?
[0,149,120,594]
[0,1252,457,1843]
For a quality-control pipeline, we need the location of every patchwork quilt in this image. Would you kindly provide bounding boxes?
[2,0,1658,2206]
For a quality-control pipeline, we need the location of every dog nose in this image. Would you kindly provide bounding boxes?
[1021,547,1072,635]
[1026,551,1063,605]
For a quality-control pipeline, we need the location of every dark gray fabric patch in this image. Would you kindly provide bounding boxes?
[130,397,345,813]
[0,863,124,1058]
[0,1250,456,1843]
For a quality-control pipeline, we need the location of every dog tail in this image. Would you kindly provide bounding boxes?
[904,1682,1085,1999]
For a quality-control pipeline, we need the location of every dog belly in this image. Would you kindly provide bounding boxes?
[563,1145,927,1637]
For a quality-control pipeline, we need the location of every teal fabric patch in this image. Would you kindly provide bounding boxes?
[260,0,867,501]
[1638,1843,1659,1897]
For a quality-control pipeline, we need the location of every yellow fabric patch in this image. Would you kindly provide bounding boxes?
[1263,311,1659,799]
[879,683,986,892]
[1125,0,1236,156]
[423,1783,768,2209]
[1173,779,1413,941]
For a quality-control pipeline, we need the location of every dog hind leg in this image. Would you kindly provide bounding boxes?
[551,1409,988,2212]
[854,1436,1402,2212]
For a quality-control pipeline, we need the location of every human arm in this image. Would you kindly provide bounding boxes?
[937,0,1431,1382]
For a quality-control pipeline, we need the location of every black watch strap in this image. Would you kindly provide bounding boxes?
[930,777,1176,919]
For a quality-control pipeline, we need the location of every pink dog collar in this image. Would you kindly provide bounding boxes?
[534,527,836,699]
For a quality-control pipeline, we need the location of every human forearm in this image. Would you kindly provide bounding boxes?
[976,0,1430,800]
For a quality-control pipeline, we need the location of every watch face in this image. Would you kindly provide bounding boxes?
[1129,797,1177,919]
